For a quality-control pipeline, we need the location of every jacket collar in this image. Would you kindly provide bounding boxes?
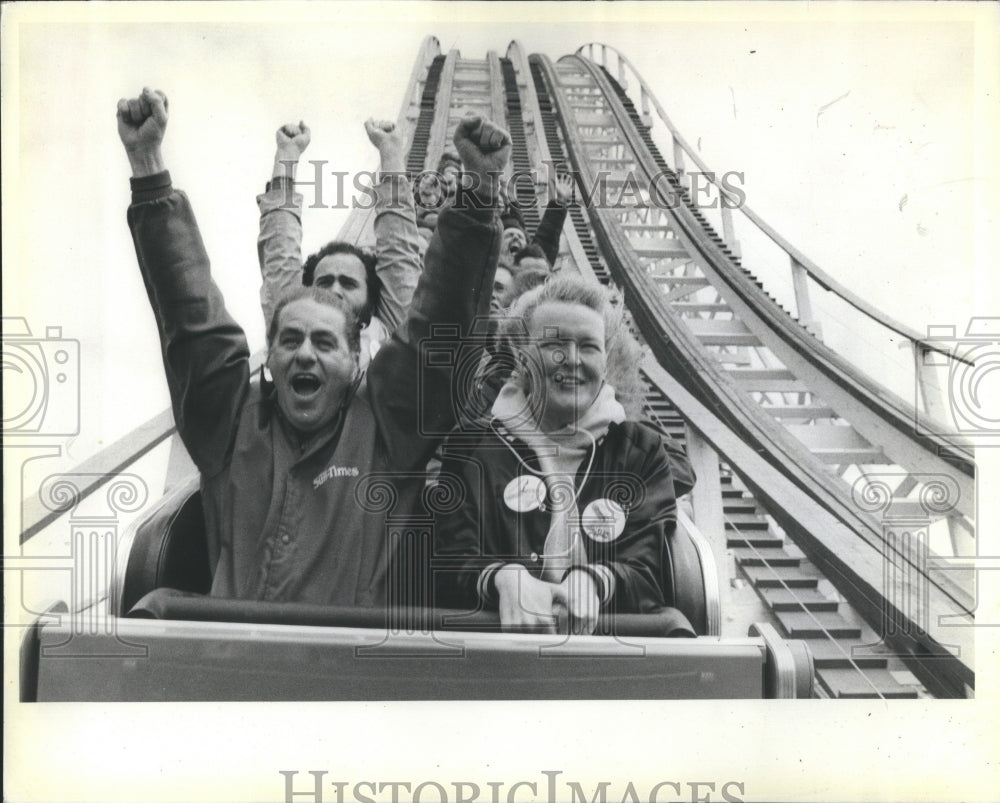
[490,378,625,450]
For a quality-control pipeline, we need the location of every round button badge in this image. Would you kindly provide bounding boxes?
[581,498,627,542]
[503,475,547,513]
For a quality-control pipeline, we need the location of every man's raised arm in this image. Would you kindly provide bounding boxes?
[119,88,250,478]
[532,171,573,267]
[257,121,311,327]
[369,116,510,462]
[409,115,511,335]
[364,118,421,335]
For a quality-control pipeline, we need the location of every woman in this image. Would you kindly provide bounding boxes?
[433,276,689,635]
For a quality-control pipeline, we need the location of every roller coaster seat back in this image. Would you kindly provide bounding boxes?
[116,477,211,615]
[115,479,715,635]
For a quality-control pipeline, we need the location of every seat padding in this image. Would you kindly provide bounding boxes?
[120,485,211,614]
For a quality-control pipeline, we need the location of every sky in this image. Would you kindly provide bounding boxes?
[3,3,1000,802]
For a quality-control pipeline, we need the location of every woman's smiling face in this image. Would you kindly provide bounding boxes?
[522,301,607,432]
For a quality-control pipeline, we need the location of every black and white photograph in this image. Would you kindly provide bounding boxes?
[3,2,998,801]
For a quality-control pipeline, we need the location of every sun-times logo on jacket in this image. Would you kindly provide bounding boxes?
[313,464,361,489]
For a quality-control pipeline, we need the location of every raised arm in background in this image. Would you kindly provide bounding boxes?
[257,122,312,327]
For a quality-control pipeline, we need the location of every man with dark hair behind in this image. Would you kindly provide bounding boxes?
[258,118,420,368]
[118,86,507,607]
[301,241,378,312]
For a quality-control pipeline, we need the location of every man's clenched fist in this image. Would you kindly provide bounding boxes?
[364,118,406,174]
[364,118,403,151]
[117,87,168,178]
[276,121,311,158]
[117,87,168,153]
[452,116,511,203]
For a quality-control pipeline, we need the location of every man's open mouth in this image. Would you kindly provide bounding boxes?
[290,374,322,397]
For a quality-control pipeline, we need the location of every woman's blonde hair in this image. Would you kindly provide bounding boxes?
[503,275,645,418]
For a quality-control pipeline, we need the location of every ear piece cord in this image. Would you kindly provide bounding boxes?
[489,419,598,509]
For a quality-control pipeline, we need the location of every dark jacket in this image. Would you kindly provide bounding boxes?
[532,199,568,266]
[128,172,499,606]
[432,419,675,614]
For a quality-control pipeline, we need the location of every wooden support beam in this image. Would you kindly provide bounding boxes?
[486,51,506,130]
[791,257,822,339]
[620,223,674,233]
[424,50,458,173]
[762,404,837,420]
[574,111,615,127]
[653,275,709,288]
[686,426,725,542]
[557,75,595,88]
[809,448,890,465]
[672,302,732,314]
[686,318,761,346]
[913,341,950,426]
[785,423,873,447]
[729,368,806,393]
[720,204,740,258]
[710,348,753,367]
[630,240,690,259]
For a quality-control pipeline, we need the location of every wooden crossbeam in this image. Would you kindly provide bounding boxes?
[686,318,761,346]
[653,275,709,287]
[762,404,837,420]
[672,302,731,314]
[729,368,806,392]
[785,424,876,450]
[574,112,615,127]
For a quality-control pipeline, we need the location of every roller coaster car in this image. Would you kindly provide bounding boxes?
[23,478,814,701]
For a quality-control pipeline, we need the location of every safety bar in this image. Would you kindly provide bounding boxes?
[128,588,698,639]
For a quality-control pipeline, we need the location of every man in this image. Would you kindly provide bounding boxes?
[496,171,575,275]
[258,117,421,368]
[510,244,552,277]
[498,207,528,269]
[492,265,514,303]
[118,86,507,606]
[523,171,577,271]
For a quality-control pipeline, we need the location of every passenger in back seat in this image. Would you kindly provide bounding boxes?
[257,117,422,369]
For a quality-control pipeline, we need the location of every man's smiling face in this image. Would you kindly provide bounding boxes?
[267,297,359,435]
